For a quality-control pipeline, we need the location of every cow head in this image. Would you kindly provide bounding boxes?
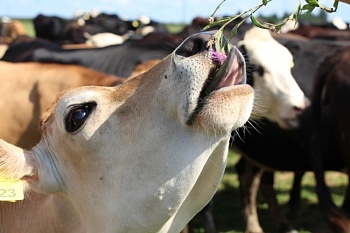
[0,31,253,232]
[239,27,310,129]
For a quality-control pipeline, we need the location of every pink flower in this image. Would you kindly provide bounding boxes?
[212,50,227,64]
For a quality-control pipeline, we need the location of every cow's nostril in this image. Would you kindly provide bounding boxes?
[175,33,212,57]
[293,106,303,113]
[175,38,207,57]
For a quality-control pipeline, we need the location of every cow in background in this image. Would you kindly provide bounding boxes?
[0,17,27,43]
[289,24,350,41]
[234,28,310,233]
[185,27,350,233]
[33,14,72,43]
[78,12,129,35]
[1,36,171,78]
[33,13,130,44]
[308,47,350,232]
[184,27,309,233]
[233,32,350,233]
[33,13,170,45]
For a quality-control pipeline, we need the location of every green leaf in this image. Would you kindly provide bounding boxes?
[296,1,302,14]
[215,30,225,53]
[262,0,268,6]
[302,3,315,11]
[250,15,270,29]
[230,26,238,37]
[292,1,302,24]
[333,0,339,10]
[209,0,227,18]
[306,0,319,7]
[226,25,239,45]
[305,9,314,15]
[202,16,238,31]
[275,25,282,32]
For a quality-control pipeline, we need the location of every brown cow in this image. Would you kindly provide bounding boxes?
[233,32,350,233]
[0,31,254,233]
[0,17,27,43]
[289,25,350,41]
[0,61,124,149]
[310,46,350,232]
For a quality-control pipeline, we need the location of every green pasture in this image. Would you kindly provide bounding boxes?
[188,148,347,233]
[16,18,35,37]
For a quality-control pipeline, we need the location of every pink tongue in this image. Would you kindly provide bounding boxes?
[216,56,243,89]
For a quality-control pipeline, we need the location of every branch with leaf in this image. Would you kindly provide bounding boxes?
[204,0,349,52]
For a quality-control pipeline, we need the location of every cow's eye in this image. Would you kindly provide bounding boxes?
[65,102,97,133]
[255,65,265,77]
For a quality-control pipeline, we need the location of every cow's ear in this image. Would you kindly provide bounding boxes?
[0,139,36,185]
[0,139,61,194]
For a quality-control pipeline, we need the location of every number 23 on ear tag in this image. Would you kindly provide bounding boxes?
[0,177,24,202]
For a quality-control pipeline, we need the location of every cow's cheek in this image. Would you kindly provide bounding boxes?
[197,85,254,134]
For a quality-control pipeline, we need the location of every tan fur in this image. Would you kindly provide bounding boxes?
[0,20,27,43]
[129,59,161,77]
[0,32,254,233]
[11,20,27,37]
[0,44,7,58]
[0,140,34,180]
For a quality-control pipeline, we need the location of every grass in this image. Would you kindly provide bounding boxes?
[187,148,348,233]
[16,18,35,37]
[165,23,187,34]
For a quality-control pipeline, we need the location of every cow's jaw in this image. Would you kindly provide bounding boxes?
[171,31,254,135]
[252,69,309,129]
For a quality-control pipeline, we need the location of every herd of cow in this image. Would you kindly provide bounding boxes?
[1,11,350,233]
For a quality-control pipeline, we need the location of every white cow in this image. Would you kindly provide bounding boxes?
[186,27,311,233]
[240,27,309,129]
[237,27,310,233]
[0,31,254,233]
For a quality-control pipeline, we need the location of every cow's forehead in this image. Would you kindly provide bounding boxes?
[40,86,114,127]
[250,41,293,67]
[58,87,105,107]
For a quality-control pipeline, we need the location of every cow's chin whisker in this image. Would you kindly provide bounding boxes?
[280,118,300,129]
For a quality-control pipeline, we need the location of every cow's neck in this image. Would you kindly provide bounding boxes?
[0,192,84,233]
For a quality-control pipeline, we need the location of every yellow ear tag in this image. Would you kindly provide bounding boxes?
[0,177,24,202]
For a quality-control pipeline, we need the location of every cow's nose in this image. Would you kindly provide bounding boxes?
[293,106,304,115]
[293,97,311,115]
[175,31,227,57]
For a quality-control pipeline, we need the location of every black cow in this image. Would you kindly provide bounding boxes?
[125,16,169,35]
[234,34,350,233]
[1,38,171,78]
[184,32,350,233]
[81,13,129,35]
[34,14,71,43]
[33,13,131,44]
